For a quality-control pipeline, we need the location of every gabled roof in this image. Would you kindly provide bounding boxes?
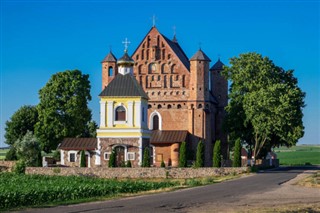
[190,49,211,61]
[131,26,190,71]
[151,130,188,144]
[210,59,224,70]
[161,34,190,70]
[101,51,117,63]
[99,74,148,99]
[59,138,97,150]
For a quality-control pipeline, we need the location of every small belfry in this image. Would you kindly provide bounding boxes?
[96,39,151,167]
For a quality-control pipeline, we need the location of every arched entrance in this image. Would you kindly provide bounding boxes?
[115,146,125,167]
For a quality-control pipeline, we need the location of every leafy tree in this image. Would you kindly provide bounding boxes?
[35,70,92,152]
[213,140,221,167]
[80,150,86,167]
[37,151,42,167]
[13,160,26,174]
[5,105,38,146]
[233,138,242,167]
[179,142,187,167]
[223,53,305,159]
[142,147,150,167]
[5,147,17,161]
[52,150,61,161]
[14,131,42,167]
[108,149,116,168]
[195,141,204,168]
[82,120,98,137]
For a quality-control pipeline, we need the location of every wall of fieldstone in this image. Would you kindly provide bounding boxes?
[0,161,16,172]
[25,167,248,179]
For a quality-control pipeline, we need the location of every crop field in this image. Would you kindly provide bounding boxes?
[0,173,179,210]
[274,145,320,165]
[0,149,9,160]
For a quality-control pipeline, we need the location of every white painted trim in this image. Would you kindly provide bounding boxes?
[127,152,135,161]
[135,101,142,128]
[98,135,151,139]
[68,151,78,163]
[127,101,134,127]
[149,110,162,130]
[100,100,106,127]
[95,138,101,165]
[84,151,91,168]
[150,144,156,164]
[107,101,114,127]
[96,128,152,134]
[104,152,111,160]
[60,150,65,165]
[138,137,142,166]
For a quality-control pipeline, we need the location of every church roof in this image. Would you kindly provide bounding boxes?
[59,138,97,150]
[101,51,117,63]
[117,52,134,65]
[161,34,190,70]
[99,74,148,99]
[190,49,211,61]
[210,59,224,70]
[150,130,188,144]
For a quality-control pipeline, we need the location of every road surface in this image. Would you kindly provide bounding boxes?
[21,166,320,213]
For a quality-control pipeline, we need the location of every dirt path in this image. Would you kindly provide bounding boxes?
[190,170,320,212]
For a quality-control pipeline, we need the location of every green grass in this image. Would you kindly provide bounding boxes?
[0,149,9,160]
[274,145,320,165]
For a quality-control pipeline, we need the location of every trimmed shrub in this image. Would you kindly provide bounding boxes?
[13,160,26,174]
[179,142,187,167]
[160,161,165,167]
[126,160,132,168]
[36,151,42,167]
[213,140,221,167]
[195,141,204,168]
[52,150,61,161]
[233,138,242,167]
[108,149,116,168]
[142,147,150,167]
[80,150,86,167]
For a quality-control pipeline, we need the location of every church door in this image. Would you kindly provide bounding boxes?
[115,146,125,167]
[153,115,159,130]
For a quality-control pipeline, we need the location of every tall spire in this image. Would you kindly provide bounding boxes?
[122,38,131,53]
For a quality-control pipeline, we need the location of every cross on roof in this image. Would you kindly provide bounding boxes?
[173,25,176,36]
[151,14,157,27]
[122,38,130,52]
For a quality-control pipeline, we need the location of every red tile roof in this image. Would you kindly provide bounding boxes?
[151,130,188,144]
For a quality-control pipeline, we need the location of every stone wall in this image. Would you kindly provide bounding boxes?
[25,167,248,179]
[0,161,16,172]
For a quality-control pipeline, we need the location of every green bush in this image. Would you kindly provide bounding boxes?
[13,160,26,174]
[52,150,61,161]
[80,150,86,167]
[5,147,17,161]
[179,142,187,167]
[108,149,116,168]
[126,161,132,168]
[213,140,221,167]
[142,147,150,167]
[161,161,165,167]
[195,141,204,168]
[233,138,242,167]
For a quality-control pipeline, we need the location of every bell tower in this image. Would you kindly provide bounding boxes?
[101,51,117,90]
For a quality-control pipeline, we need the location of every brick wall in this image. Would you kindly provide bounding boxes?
[25,167,248,179]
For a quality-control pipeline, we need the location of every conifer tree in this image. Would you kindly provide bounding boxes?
[80,150,86,167]
[142,147,150,167]
[108,149,116,168]
[213,140,222,167]
[233,138,242,167]
[179,142,187,167]
[195,141,204,168]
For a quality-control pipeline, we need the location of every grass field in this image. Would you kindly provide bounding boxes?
[274,145,320,165]
[0,149,9,160]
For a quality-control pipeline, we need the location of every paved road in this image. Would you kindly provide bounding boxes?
[21,166,319,213]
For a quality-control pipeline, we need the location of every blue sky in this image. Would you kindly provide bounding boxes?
[1,0,319,147]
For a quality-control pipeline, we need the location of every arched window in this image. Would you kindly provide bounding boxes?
[108,66,113,76]
[167,104,172,109]
[177,104,181,109]
[153,115,159,130]
[115,106,126,121]
[157,104,162,109]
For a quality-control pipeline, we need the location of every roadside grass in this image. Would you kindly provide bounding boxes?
[0,149,9,160]
[0,172,244,211]
[295,171,320,188]
[274,145,320,165]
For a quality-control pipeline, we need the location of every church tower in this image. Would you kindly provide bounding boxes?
[97,44,151,167]
[101,51,117,90]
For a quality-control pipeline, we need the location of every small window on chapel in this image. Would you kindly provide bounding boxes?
[69,153,75,162]
[115,106,126,121]
[108,66,113,76]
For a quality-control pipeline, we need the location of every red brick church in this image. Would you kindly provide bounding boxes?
[59,26,228,167]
